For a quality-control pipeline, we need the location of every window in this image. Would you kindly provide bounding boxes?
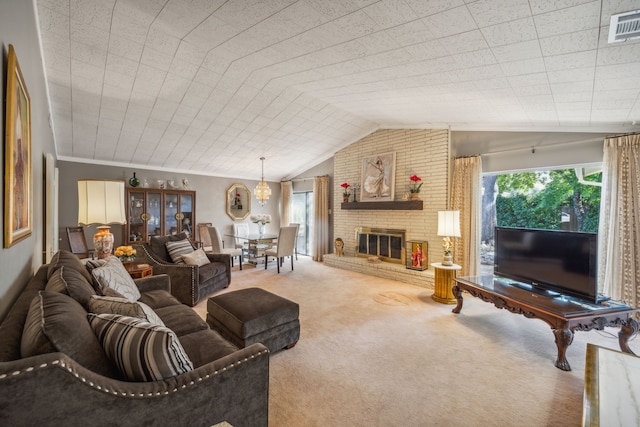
[480,166,602,273]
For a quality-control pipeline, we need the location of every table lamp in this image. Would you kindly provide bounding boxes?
[437,210,461,266]
[77,180,126,259]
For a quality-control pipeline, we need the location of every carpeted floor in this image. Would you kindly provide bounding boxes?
[193,257,637,427]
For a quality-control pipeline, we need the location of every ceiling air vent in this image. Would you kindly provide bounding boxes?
[608,10,640,43]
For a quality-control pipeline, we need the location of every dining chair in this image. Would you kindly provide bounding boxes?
[233,222,250,251]
[208,226,243,270]
[289,223,300,260]
[264,226,297,273]
[66,226,94,259]
[197,223,213,252]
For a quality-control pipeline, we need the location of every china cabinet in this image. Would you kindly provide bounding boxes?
[125,188,196,244]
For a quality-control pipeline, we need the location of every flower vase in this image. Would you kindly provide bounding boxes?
[258,222,265,235]
[410,193,420,200]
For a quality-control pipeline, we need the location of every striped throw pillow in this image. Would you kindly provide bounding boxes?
[88,313,193,382]
[165,239,194,263]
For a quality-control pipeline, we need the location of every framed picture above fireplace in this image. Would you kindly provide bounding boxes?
[360,152,395,202]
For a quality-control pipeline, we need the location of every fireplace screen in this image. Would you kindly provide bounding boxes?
[355,227,405,264]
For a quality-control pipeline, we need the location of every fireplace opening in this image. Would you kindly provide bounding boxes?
[355,227,405,264]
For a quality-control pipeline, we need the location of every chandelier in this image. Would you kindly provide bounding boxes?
[254,157,272,206]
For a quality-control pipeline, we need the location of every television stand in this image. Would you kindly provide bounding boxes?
[452,275,639,371]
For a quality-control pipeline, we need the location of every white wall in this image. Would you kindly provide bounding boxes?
[0,0,58,321]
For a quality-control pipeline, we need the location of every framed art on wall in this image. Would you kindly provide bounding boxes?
[4,44,32,248]
[360,152,395,202]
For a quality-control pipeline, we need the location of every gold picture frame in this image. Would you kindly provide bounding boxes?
[4,45,32,247]
[360,152,396,202]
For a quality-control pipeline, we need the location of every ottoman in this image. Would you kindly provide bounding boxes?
[206,287,300,353]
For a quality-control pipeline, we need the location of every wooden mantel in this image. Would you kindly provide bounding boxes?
[341,200,423,210]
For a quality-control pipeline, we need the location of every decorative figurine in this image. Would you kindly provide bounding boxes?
[335,238,344,256]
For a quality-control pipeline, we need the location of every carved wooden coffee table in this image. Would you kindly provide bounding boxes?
[452,275,639,371]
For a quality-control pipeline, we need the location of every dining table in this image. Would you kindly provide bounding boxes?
[225,233,278,265]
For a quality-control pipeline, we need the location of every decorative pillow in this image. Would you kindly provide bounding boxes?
[88,313,193,382]
[45,266,97,310]
[165,239,193,263]
[88,295,164,326]
[21,291,120,379]
[85,257,110,273]
[91,258,141,301]
[182,248,210,267]
[48,249,93,283]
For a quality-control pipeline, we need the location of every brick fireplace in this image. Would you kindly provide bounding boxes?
[326,128,451,288]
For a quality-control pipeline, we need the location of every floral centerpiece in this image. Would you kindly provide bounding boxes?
[250,214,272,235]
[409,175,423,199]
[340,182,351,202]
[115,245,136,263]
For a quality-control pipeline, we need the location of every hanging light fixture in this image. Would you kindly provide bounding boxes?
[254,156,272,206]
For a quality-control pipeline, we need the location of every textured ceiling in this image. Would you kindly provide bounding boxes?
[36,0,640,181]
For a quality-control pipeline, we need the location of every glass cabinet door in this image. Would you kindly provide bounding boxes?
[164,193,179,235]
[146,192,162,239]
[127,191,146,242]
[180,193,193,238]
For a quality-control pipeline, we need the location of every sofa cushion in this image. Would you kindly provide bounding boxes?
[88,313,194,382]
[137,289,183,310]
[46,266,98,310]
[182,248,210,266]
[21,291,120,379]
[88,295,164,325]
[165,239,194,264]
[198,261,228,284]
[47,249,93,284]
[178,329,239,368]
[91,258,141,301]
[153,305,208,336]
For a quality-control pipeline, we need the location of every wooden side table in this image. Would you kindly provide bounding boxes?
[431,262,461,304]
[124,263,153,279]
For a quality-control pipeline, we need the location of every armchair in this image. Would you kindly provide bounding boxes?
[134,233,231,306]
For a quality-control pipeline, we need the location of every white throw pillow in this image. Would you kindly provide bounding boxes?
[182,248,210,267]
[91,258,141,301]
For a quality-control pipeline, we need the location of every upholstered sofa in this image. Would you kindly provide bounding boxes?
[0,250,269,427]
[133,232,231,306]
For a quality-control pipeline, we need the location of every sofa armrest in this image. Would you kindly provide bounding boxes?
[134,274,170,293]
[0,344,269,427]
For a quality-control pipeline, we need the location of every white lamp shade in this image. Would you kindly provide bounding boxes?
[437,210,461,237]
[77,180,126,225]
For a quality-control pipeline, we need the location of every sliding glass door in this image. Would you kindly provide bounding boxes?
[291,192,313,256]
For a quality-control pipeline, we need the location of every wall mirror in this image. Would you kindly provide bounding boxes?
[226,183,251,220]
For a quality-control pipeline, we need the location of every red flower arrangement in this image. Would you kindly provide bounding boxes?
[409,175,423,193]
[340,182,351,197]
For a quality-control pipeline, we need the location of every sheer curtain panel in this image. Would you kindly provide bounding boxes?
[281,181,293,226]
[313,176,330,262]
[451,156,482,276]
[597,134,640,310]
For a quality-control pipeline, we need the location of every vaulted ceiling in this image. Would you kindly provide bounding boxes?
[36,0,640,181]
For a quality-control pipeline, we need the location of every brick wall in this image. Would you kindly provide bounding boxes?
[331,128,450,286]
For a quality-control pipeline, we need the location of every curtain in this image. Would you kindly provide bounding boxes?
[598,134,640,309]
[451,156,482,276]
[313,175,330,262]
[280,181,293,226]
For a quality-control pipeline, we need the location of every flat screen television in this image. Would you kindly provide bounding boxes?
[494,227,602,304]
